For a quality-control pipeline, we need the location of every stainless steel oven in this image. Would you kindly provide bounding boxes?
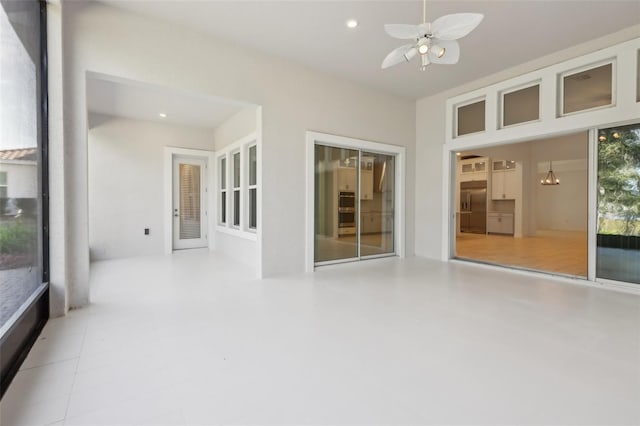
[338,191,355,209]
[338,191,356,233]
[338,209,356,228]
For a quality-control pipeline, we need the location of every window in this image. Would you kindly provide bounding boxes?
[248,144,257,230]
[219,157,226,224]
[1,0,49,396]
[217,136,258,238]
[456,99,485,137]
[0,171,7,198]
[561,62,613,115]
[232,151,240,227]
[501,83,540,127]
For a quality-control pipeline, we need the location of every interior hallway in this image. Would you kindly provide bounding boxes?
[1,251,639,425]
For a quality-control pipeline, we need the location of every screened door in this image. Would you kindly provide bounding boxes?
[596,123,640,284]
[173,157,207,250]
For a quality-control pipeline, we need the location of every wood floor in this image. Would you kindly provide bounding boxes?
[456,230,588,277]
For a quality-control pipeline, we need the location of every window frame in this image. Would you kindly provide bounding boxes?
[558,59,616,117]
[454,96,486,138]
[218,156,227,225]
[246,143,257,232]
[0,0,49,399]
[499,80,541,129]
[231,150,241,229]
[215,133,258,241]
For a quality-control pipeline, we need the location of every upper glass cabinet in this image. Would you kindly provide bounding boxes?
[561,62,613,115]
[456,99,485,137]
[502,84,540,127]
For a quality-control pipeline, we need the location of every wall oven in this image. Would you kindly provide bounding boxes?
[338,191,356,235]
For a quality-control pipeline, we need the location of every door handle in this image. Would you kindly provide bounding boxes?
[174,208,179,217]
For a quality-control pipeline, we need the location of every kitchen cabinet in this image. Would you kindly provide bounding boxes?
[491,160,518,200]
[338,167,356,191]
[487,212,514,235]
[361,212,381,234]
[458,157,488,182]
[360,169,373,200]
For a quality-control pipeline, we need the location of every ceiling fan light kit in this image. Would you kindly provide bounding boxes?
[381,0,483,71]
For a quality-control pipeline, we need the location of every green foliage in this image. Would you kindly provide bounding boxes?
[0,220,37,255]
[598,125,640,236]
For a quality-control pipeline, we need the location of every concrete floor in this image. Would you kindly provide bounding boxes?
[1,251,639,425]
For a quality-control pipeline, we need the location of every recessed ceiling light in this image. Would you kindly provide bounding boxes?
[158,112,167,118]
[346,19,358,29]
[456,152,461,156]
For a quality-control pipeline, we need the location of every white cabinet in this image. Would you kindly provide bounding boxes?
[491,160,518,200]
[361,212,382,234]
[459,157,488,182]
[360,169,373,200]
[487,212,514,235]
[338,167,356,191]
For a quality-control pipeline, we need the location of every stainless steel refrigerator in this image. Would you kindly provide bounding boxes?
[460,180,487,234]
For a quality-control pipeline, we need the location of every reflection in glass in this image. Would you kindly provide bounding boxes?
[563,63,612,114]
[249,145,257,229]
[232,152,240,227]
[503,84,539,127]
[0,2,44,331]
[455,132,588,277]
[360,152,394,257]
[597,123,640,284]
[457,100,485,136]
[220,157,226,224]
[249,145,257,186]
[314,145,358,263]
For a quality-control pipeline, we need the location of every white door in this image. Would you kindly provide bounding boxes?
[173,156,207,250]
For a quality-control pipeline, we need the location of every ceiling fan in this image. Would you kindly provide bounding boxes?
[381,0,483,71]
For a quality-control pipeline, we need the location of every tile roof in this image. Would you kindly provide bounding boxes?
[0,148,38,161]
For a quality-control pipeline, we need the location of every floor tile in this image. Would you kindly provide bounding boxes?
[1,253,639,425]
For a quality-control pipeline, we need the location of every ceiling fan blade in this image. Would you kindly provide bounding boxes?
[428,39,460,64]
[381,44,415,69]
[431,13,484,40]
[384,24,423,40]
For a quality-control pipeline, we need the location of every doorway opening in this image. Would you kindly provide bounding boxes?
[453,131,589,278]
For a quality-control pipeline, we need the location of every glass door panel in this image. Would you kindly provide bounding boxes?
[596,123,640,284]
[314,145,359,263]
[360,152,395,257]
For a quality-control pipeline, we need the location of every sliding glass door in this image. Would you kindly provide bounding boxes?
[359,151,395,257]
[314,144,395,265]
[314,145,359,263]
[596,123,640,284]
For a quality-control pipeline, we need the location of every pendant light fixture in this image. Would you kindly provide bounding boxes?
[540,161,560,185]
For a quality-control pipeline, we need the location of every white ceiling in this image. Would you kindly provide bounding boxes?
[101,0,640,100]
[86,74,249,129]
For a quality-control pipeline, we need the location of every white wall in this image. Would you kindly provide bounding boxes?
[88,116,213,261]
[415,26,640,260]
[211,107,259,269]
[213,107,257,151]
[0,162,37,198]
[54,1,415,308]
